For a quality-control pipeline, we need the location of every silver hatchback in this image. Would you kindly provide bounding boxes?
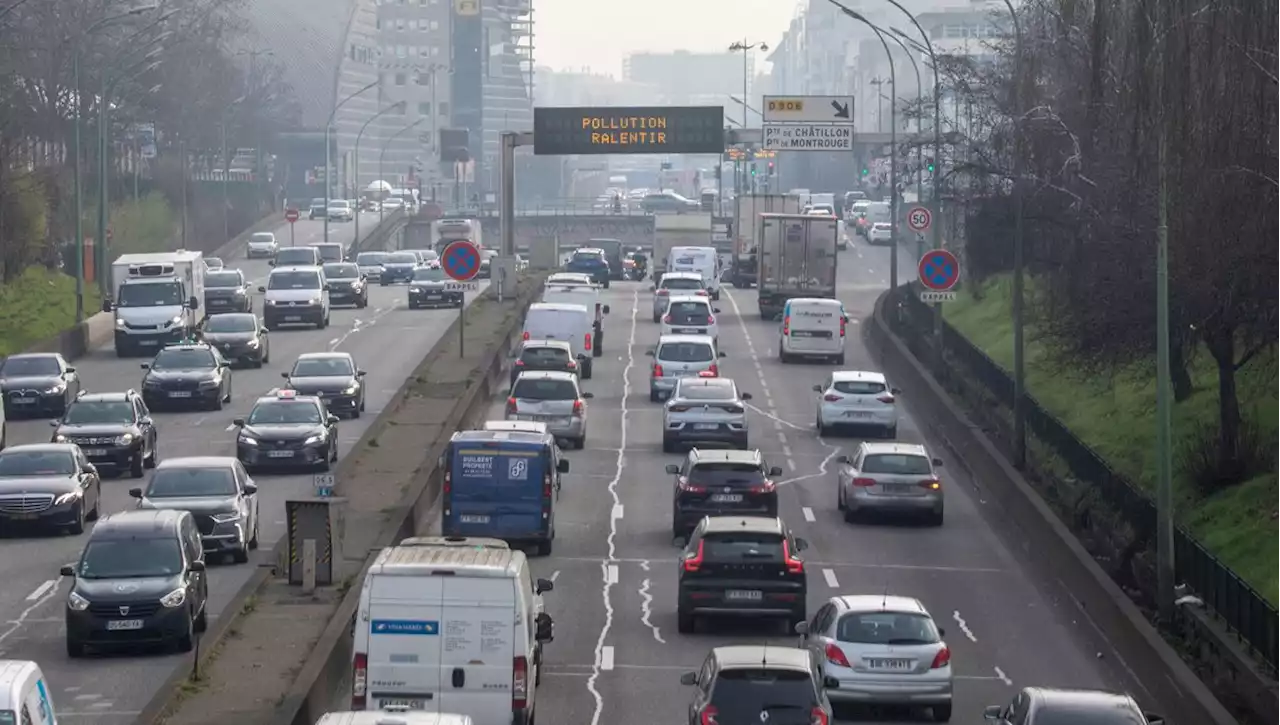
[646,334,725,402]
[662,377,752,452]
[835,442,944,525]
[506,370,592,449]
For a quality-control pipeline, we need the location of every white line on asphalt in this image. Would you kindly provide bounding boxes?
[605,565,618,585]
[802,507,816,522]
[0,581,61,646]
[993,666,1013,685]
[586,288,638,725]
[822,568,840,588]
[952,610,978,642]
[637,577,666,644]
[782,444,793,458]
[787,459,797,472]
[549,570,560,583]
[599,646,615,671]
[25,580,56,601]
[777,431,787,444]
[611,504,624,520]
[638,560,650,571]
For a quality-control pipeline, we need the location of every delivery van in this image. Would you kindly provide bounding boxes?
[440,430,569,554]
[668,246,722,300]
[351,537,555,725]
[0,660,57,724]
[779,297,849,364]
[540,285,610,357]
[315,712,472,725]
[521,303,596,378]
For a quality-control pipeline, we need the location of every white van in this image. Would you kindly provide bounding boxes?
[668,246,722,300]
[351,537,555,725]
[315,713,472,725]
[521,303,596,378]
[780,297,848,364]
[541,285,610,358]
[0,660,57,724]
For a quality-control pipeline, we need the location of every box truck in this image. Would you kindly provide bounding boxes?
[103,251,206,357]
[652,213,712,276]
[756,214,838,319]
[730,193,802,288]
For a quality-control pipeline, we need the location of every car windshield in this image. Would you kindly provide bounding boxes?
[688,462,765,487]
[357,252,387,266]
[310,198,325,206]
[292,357,354,377]
[702,533,784,562]
[834,380,886,395]
[657,342,714,363]
[63,401,135,425]
[662,277,703,291]
[862,454,932,475]
[0,711,15,725]
[147,467,237,498]
[248,401,322,425]
[250,233,274,243]
[206,271,243,288]
[151,349,216,370]
[413,267,446,281]
[668,301,710,320]
[316,245,343,261]
[0,355,59,377]
[520,346,571,366]
[202,314,256,333]
[0,450,76,476]
[676,383,735,401]
[275,249,317,265]
[117,282,183,307]
[837,611,941,645]
[1028,706,1148,725]
[512,378,578,401]
[571,252,604,264]
[387,252,418,264]
[268,271,321,290]
[324,263,359,278]
[708,669,816,719]
[76,538,183,579]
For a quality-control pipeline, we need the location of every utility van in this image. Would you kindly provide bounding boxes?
[668,246,722,300]
[104,251,205,357]
[779,297,849,364]
[540,286,609,358]
[440,431,569,554]
[521,303,596,378]
[352,536,556,725]
[0,660,57,724]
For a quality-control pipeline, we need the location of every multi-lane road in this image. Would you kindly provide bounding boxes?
[0,213,486,722]
[441,243,1144,723]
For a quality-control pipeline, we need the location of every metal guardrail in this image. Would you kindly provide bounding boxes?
[890,286,1278,671]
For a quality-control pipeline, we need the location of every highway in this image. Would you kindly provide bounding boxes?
[0,212,487,722]
[451,241,1142,723]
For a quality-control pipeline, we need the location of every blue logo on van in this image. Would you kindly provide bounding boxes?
[371,619,440,635]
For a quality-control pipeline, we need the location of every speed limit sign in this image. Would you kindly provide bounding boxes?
[907,206,932,232]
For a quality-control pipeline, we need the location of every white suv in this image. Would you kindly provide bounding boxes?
[259,266,330,330]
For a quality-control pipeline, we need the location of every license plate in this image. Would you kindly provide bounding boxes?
[843,411,872,418]
[107,619,144,631]
[517,414,549,421]
[168,391,192,398]
[867,658,911,670]
[84,449,106,456]
[267,450,294,458]
[284,315,302,322]
[724,589,762,601]
[674,327,702,334]
[379,699,425,710]
[460,514,490,524]
[139,339,159,346]
[7,513,38,521]
[11,397,33,404]
[710,493,743,503]
[790,330,814,337]
[694,423,719,431]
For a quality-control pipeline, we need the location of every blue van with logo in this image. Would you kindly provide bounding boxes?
[441,430,569,555]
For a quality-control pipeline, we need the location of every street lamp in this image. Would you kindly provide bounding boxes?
[378,117,426,224]
[880,31,924,204]
[324,79,379,242]
[728,40,767,196]
[220,96,249,246]
[355,100,406,246]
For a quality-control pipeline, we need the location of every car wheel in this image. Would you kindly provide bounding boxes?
[249,519,259,548]
[843,505,857,524]
[932,704,952,722]
[144,443,157,468]
[817,414,830,437]
[652,314,661,323]
[66,501,85,535]
[835,353,846,365]
[676,608,695,634]
[66,639,86,658]
[232,546,250,564]
[885,425,898,439]
[130,452,145,478]
[837,484,846,511]
[534,539,552,556]
[927,509,944,527]
[661,435,674,453]
[649,389,660,403]
[88,483,101,520]
[582,360,593,380]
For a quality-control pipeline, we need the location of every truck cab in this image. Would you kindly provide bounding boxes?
[104,252,205,357]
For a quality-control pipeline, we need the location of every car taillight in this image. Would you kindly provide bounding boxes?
[584,332,592,350]
[663,314,672,323]
[522,331,530,340]
[657,288,669,295]
[839,316,846,337]
[351,652,368,709]
[783,540,804,574]
[566,360,577,369]
[443,470,452,494]
[852,477,876,487]
[668,405,690,412]
[706,364,718,376]
[512,655,529,709]
[699,704,718,725]
[823,394,842,402]
[877,393,896,404]
[810,707,830,725]
[506,397,518,415]
[749,479,776,494]
[572,399,584,416]
[683,540,705,572]
[919,478,941,490]
[706,314,715,324]
[653,363,664,377]
[677,476,706,493]
[515,359,525,366]
[782,315,790,335]
[543,474,554,499]
[931,646,951,669]
[824,642,851,667]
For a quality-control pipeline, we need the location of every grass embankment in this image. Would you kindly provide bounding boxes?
[943,274,1278,605]
[0,194,176,356]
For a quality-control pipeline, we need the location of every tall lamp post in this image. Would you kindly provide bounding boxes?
[324,80,379,243]
[378,117,426,224]
[881,32,923,203]
[728,40,767,196]
[354,100,406,247]
[218,96,248,247]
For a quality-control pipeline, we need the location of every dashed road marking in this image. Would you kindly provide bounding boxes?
[994,666,1012,685]
[802,507,816,522]
[952,610,978,642]
[26,580,56,601]
[822,568,840,588]
[599,646,615,671]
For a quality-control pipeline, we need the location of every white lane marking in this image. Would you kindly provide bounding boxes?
[328,338,340,346]
[952,610,978,642]
[638,560,650,571]
[26,580,56,601]
[802,507,816,522]
[605,565,618,585]
[993,666,1012,685]
[0,580,61,646]
[611,504,624,520]
[586,288,638,725]
[782,444,793,458]
[822,568,840,588]
[786,459,797,472]
[637,575,666,644]
[224,423,237,431]
[599,645,615,671]
[549,570,561,583]
[777,431,787,444]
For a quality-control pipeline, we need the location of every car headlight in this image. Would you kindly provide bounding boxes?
[303,434,324,446]
[67,591,90,612]
[168,316,182,326]
[210,512,241,523]
[311,297,323,305]
[54,490,83,506]
[343,384,358,394]
[115,433,134,446]
[115,318,127,328]
[44,383,66,394]
[234,289,247,296]
[264,299,277,306]
[198,379,220,389]
[238,434,258,446]
[54,434,68,442]
[245,338,260,348]
[159,588,186,608]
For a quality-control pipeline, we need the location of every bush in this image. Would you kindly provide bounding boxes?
[97,192,178,257]
[0,266,84,356]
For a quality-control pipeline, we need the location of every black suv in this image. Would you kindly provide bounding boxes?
[680,645,835,725]
[199,313,269,368]
[0,352,80,418]
[61,509,209,657]
[677,515,809,634]
[52,390,159,478]
[668,449,783,538]
[233,389,340,471]
[509,340,579,388]
[203,269,252,314]
[322,262,369,308]
[140,343,233,411]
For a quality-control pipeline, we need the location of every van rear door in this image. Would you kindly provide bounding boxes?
[365,574,445,712]
[525,309,589,358]
[435,577,517,723]
[448,443,548,538]
[786,303,842,351]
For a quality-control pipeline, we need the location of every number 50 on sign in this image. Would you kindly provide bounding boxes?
[907,206,932,233]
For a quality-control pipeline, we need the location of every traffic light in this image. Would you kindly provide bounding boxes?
[926,158,935,173]
[750,163,757,177]
[767,162,774,173]
[861,167,869,176]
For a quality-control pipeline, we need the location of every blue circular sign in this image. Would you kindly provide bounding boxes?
[442,240,481,282]
[918,249,959,291]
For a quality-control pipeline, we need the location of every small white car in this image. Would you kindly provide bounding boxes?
[659,295,719,342]
[796,594,953,721]
[327,200,354,222]
[651,272,708,322]
[380,197,405,212]
[245,232,278,259]
[814,370,899,437]
[867,222,894,244]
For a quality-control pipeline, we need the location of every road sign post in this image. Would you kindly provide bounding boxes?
[442,239,481,359]
[285,208,299,246]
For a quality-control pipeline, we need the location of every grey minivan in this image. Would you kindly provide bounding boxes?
[646,334,725,402]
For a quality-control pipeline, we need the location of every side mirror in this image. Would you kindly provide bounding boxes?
[128,487,143,499]
[188,296,199,310]
[48,420,60,427]
[718,351,726,358]
[268,260,275,266]
[937,627,946,636]
[85,464,98,475]
[602,304,611,314]
[794,621,809,635]
[557,459,570,473]
[836,454,850,464]
[665,464,680,475]
[1144,713,1164,725]
[741,392,753,400]
[243,483,258,495]
[535,578,554,594]
[60,565,75,577]
[140,363,150,370]
[823,675,839,689]
[812,384,822,392]
[327,414,340,424]
[769,466,783,476]
[891,387,901,395]
[982,706,1002,721]
[190,560,206,572]
[581,392,594,399]
[357,370,367,377]
[280,372,290,379]
[101,299,114,312]
[932,458,944,467]
[712,308,721,313]
[232,418,246,427]
[679,672,698,687]
[66,367,76,374]
[794,537,809,551]
[644,350,655,357]
[258,286,266,293]
[323,283,331,291]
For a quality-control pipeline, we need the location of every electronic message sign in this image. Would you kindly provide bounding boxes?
[533,106,725,155]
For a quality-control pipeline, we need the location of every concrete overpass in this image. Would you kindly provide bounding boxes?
[403,213,657,254]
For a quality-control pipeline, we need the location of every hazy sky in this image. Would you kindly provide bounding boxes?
[534,0,800,76]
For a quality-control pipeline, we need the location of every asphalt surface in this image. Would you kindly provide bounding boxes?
[0,213,488,722]
[446,240,1142,723]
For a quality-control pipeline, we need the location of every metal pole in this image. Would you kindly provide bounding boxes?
[1000,0,1028,469]
[500,132,516,257]
[324,80,379,244]
[356,101,406,246]
[1154,9,1175,625]
[96,78,109,296]
[179,136,187,249]
[72,52,85,320]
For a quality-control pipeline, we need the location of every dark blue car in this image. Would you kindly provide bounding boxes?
[564,248,611,288]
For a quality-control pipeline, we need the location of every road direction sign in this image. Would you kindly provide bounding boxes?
[920,291,957,303]
[763,124,854,151]
[285,208,300,223]
[442,240,481,282]
[763,95,855,123]
[907,206,932,232]
[918,249,960,291]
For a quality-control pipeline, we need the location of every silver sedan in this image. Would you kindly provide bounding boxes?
[506,370,592,449]
[661,376,752,452]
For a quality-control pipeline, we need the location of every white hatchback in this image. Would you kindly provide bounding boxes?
[814,370,899,437]
[867,222,894,244]
[659,295,719,342]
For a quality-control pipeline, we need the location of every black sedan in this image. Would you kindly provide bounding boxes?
[203,269,253,314]
[0,353,79,418]
[0,443,101,534]
[322,262,369,308]
[234,390,339,472]
[407,265,463,309]
[199,313,270,368]
[140,344,233,411]
[281,352,365,418]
